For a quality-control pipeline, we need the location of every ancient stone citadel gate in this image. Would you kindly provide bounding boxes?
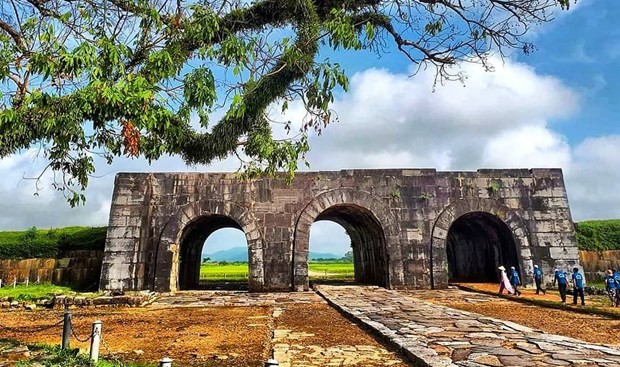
[100,169,580,292]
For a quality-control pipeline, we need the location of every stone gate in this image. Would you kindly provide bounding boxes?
[100,169,580,292]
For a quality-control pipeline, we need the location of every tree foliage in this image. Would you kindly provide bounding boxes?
[0,0,573,205]
[575,220,620,252]
[0,226,106,259]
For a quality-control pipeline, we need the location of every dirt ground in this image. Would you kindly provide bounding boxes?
[462,282,616,305]
[0,300,411,366]
[274,303,408,366]
[0,306,272,366]
[460,282,620,314]
[422,285,620,345]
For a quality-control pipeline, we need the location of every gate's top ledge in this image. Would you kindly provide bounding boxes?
[114,168,564,179]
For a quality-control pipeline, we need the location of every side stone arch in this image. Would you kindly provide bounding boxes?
[430,199,531,289]
[154,200,263,292]
[292,188,402,291]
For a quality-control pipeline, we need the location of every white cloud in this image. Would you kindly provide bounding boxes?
[297,56,578,173]
[565,135,620,220]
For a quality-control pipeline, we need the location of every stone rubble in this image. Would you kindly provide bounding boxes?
[150,290,324,308]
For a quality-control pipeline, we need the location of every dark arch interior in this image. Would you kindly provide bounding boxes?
[178,215,246,290]
[446,212,519,283]
[313,204,388,287]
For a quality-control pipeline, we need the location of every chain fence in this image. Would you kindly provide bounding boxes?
[0,305,277,367]
[100,334,127,367]
[69,320,94,343]
[0,275,42,289]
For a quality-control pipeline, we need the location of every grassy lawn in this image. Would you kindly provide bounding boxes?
[199,263,249,281]
[308,262,354,279]
[0,284,75,301]
[0,340,151,367]
[199,261,355,281]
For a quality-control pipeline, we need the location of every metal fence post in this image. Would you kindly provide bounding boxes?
[265,358,279,367]
[159,357,173,367]
[89,320,103,362]
[61,311,72,349]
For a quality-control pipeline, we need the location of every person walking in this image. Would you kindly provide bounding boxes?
[614,269,620,307]
[509,266,522,296]
[604,269,618,307]
[571,267,585,306]
[554,268,568,303]
[498,266,514,295]
[534,264,546,295]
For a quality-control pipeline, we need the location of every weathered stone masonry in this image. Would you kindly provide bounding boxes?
[100,169,579,292]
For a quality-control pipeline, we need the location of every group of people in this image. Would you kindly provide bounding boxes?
[498,265,587,306]
[552,267,585,305]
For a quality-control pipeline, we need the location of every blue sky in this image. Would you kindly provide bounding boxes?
[0,0,619,257]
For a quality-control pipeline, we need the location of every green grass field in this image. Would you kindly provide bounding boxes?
[199,263,250,281]
[0,284,74,301]
[199,261,354,281]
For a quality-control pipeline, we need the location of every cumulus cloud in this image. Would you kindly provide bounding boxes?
[0,55,616,239]
[565,135,620,220]
[296,57,578,172]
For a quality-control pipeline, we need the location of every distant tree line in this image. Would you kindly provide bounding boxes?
[575,220,620,251]
[0,226,106,259]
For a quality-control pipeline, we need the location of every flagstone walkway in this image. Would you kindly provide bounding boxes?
[316,285,620,367]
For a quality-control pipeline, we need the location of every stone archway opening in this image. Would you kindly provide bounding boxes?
[446,212,520,283]
[308,221,353,283]
[309,204,389,287]
[178,214,249,290]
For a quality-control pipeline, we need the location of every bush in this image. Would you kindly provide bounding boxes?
[0,226,106,259]
[575,220,620,251]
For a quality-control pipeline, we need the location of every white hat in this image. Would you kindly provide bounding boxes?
[534,265,538,268]
[510,266,515,269]
[498,266,506,271]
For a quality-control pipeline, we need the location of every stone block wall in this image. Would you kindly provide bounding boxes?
[100,168,580,292]
[0,250,103,289]
[579,250,620,283]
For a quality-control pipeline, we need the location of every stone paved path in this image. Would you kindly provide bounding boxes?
[316,285,620,367]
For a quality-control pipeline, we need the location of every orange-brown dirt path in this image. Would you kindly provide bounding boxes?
[0,291,413,367]
[0,306,272,366]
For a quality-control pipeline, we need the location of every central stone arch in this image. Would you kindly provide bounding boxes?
[292,189,401,291]
[430,199,531,289]
[155,200,263,292]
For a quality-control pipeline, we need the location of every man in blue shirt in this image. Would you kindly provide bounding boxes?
[605,269,618,307]
[509,266,522,296]
[554,268,568,303]
[533,265,545,295]
[571,267,585,306]
[613,269,620,307]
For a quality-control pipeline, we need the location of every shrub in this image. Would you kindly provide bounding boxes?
[575,220,620,251]
[0,227,106,259]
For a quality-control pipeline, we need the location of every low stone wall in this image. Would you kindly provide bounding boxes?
[1,292,157,310]
[0,250,103,289]
[579,250,620,283]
